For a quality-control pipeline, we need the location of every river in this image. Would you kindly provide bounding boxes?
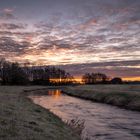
[29,90,140,140]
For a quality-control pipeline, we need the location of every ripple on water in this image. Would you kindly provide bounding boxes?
[29,90,140,140]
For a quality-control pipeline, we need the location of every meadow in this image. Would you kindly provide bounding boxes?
[0,85,139,140]
[62,84,140,111]
[0,86,80,140]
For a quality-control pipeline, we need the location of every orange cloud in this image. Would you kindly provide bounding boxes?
[122,77,140,81]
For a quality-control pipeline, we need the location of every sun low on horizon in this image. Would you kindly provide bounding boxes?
[0,0,140,81]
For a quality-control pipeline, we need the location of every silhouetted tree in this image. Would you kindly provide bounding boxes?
[0,59,11,84]
[0,58,75,85]
[82,72,109,84]
[31,67,50,85]
[10,63,29,85]
[82,73,91,84]
[0,59,29,85]
[111,77,122,84]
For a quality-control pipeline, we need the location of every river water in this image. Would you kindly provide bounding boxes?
[29,90,140,140]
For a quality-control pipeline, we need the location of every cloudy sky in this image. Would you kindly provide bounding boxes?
[0,0,140,80]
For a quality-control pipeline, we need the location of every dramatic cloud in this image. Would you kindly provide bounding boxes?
[0,0,140,79]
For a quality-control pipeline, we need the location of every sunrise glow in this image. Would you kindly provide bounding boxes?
[0,0,140,79]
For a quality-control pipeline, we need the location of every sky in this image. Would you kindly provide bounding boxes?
[0,0,140,80]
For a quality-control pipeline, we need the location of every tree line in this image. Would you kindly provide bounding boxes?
[0,58,74,85]
[0,58,123,85]
[82,73,122,84]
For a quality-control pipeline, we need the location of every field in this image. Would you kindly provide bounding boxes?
[0,85,139,140]
[0,86,80,140]
[62,84,140,111]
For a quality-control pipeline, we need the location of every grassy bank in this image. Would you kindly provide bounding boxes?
[62,85,140,111]
[0,86,80,140]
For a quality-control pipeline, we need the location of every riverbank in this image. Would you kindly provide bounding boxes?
[0,86,80,140]
[30,88,140,140]
[62,85,140,111]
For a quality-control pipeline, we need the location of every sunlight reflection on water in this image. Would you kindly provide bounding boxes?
[48,90,61,99]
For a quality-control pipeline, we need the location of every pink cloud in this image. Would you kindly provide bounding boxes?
[77,18,98,30]
[3,8,14,13]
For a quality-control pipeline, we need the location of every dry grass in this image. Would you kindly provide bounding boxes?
[62,85,140,111]
[66,118,85,135]
[0,86,80,140]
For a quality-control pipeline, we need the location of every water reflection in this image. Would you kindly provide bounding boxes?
[30,90,140,140]
[48,90,61,99]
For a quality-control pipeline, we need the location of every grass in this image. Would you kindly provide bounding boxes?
[1,85,139,139]
[0,86,80,140]
[66,118,85,136]
[62,85,140,111]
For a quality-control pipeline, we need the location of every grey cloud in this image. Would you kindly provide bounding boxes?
[0,8,16,20]
[59,60,140,77]
[0,36,31,55]
[107,44,140,52]
[0,23,25,30]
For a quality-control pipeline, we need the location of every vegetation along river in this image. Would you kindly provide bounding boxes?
[29,90,140,140]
